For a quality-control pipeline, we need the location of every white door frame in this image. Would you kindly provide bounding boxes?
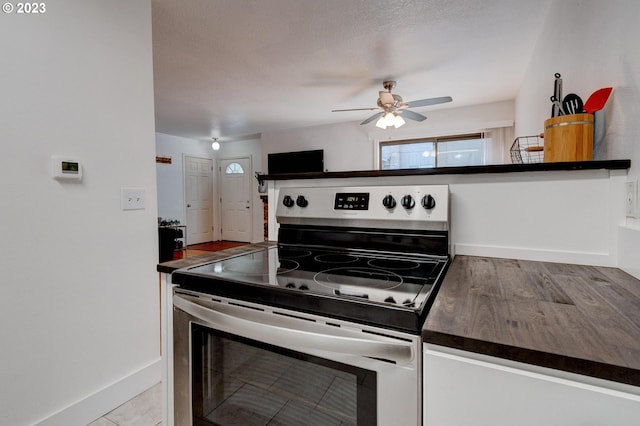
[217,155,253,242]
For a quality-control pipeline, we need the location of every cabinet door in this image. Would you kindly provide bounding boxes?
[424,345,640,426]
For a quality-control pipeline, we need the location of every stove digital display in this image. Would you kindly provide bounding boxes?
[334,192,369,210]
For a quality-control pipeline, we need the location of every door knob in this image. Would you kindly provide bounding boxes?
[187,204,191,207]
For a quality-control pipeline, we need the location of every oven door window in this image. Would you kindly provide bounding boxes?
[191,324,377,425]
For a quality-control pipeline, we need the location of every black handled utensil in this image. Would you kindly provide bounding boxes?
[562,93,583,115]
[552,73,562,117]
[550,96,565,116]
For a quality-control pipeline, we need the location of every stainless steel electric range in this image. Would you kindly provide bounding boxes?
[172,185,450,426]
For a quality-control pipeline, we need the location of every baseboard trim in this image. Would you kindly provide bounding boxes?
[34,358,162,426]
[454,243,613,266]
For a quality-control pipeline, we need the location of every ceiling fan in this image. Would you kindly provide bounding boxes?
[331,81,452,129]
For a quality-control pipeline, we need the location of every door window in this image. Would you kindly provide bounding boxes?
[225,162,245,174]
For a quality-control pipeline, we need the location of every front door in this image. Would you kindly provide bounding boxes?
[219,157,252,242]
[185,156,213,245]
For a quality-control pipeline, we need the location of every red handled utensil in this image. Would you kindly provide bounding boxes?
[584,87,613,113]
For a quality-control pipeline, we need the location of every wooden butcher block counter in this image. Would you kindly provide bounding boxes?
[423,255,640,387]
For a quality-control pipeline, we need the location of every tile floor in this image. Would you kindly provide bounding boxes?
[87,382,162,426]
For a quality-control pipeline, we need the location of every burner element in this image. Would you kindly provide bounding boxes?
[367,258,421,270]
[223,257,299,275]
[278,248,313,259]
[314,253,359,264]
[314,267,403,291]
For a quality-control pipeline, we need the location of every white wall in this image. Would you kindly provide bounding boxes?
[261,101,514,172]
[515,0,640,276]
[156,133,214,224]
[269,168,623,268]
[0,2,160,425]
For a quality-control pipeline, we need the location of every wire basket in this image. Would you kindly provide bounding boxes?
[510,135,544,164]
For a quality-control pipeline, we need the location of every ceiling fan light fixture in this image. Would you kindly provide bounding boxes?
[333,81,452,128]
[393,114,405,128]
[211,138,220,151]
[376,112,405,129]
[375,115,389,129]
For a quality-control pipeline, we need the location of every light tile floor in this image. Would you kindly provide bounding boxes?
[87,382,162,426]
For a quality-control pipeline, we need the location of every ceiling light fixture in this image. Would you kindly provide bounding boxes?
[375,112,405,129]
[211,137,220,151]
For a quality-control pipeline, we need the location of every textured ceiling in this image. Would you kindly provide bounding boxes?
[152,0,551,141]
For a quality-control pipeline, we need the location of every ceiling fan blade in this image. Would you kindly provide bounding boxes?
[398,109,427,122]
[405,96,453,108]
[360,111,384,125]
[379,91,395,105]
[332,107,381,112]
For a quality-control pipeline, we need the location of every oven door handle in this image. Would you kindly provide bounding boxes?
[174,294,415,364]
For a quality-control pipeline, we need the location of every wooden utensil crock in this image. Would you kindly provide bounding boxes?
[543,113,594,162]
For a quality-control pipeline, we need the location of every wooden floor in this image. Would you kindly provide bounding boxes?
[173,241,248,260]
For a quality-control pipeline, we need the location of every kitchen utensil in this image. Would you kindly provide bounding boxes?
[550,96,565,116]
[562,93,583,115]
[552,73,563,117]
[584,87,613,113]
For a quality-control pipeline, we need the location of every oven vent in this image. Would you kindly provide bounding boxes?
[273,311,315,323]
[368,356,397,365]
[228,301,265,312]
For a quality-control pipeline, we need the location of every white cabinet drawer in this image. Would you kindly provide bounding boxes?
[424,344,640,426]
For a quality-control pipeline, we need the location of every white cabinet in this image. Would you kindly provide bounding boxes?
[424,344,640,426]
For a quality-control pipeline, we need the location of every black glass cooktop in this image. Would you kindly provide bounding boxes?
[172,245,449,333]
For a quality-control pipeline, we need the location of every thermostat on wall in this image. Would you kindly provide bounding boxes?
[52,156,83,181]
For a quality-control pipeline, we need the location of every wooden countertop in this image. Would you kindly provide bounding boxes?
[157,241,276,273]
[423,255,640,387]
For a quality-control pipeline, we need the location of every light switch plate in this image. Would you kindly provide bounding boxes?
[121,188,146,210]
[626,180,637,218]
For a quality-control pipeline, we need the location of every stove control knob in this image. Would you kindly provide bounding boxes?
[282,195,295,208]
[382,194,396,209]
[296,195,309,208]
[384,296,397,304]
[285,283,296,289]
[299,284,309,291]
[401,195,415,210]
[421,194,436,210]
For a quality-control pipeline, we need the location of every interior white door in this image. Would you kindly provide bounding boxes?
[219,157,252,242]
[185,156,213,245]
